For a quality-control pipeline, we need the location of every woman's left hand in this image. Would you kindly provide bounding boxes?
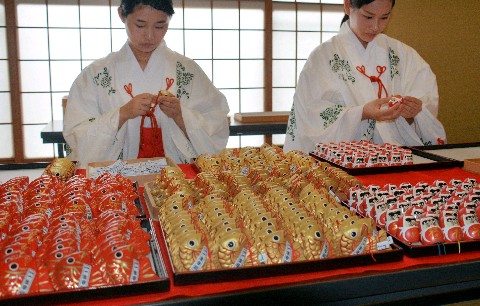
[158,96,182,119]
[157,96,188,137]
[401,96,422,122]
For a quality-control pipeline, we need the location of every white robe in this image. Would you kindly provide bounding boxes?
[284,22,446,154]
[63,41,230,168]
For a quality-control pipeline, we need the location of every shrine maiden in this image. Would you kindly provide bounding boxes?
[284,0,446,154]
[63,0,229,168]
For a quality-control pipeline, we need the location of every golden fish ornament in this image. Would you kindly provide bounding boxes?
[256,230,293,264]
[43,158,76,181]
[171,230,211,272]
[211,229,250,269]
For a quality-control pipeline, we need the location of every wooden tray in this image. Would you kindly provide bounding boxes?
[87,157,178,187]
[463,158,480,175]
[144,181,160,220]
[234,111,289,123]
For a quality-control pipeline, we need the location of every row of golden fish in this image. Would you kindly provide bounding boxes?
[149,144,392,273]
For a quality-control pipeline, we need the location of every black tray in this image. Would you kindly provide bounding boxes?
[1,219,170,304]
[390,235,480,258]
[349,203,480,258]
[309,147,463,176]
[409,142,480,165]
[152,219,403,286]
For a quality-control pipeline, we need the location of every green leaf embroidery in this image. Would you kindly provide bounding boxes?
[286,103,297,141]
[389,48,400,80]
[330,54,356,84]
[320,105,344,128]
[421,138,433,146]
[362,119,376,141]
[93,67,116,95]
[176,61,193,99]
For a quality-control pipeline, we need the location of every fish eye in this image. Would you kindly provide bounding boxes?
[350,231,357,238]
[9,262,19,271]
[315,231,321,238]
[227,241,235,248]
[115,251,123,259]
[67,257,75,264]
[189,240,196,247]
[273,235,279,242]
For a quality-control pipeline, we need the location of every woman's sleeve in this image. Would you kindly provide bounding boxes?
[400,47,447,144]
[285,51,365,153]
[63,67,124,167]
[172,62,230,157]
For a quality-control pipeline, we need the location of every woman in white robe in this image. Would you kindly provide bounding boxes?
[284,0,446,154]
[63,0,229,168]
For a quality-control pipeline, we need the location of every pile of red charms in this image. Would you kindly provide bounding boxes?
[314,140,413,168]
[0,172,159,298]
[347,178,480,245]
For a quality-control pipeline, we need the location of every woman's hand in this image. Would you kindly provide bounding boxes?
[119,93,155,129]
[362,97,402,121]
[157,96,188,137]
[400,96,423,124]
[157,95,182,119]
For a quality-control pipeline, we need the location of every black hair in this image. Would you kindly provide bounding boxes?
[120,0,175,17]
[341,0,395,25]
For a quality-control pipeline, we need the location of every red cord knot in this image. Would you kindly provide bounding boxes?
[165,78,174,91]
[356,65,389,98]
[123,83,134,98]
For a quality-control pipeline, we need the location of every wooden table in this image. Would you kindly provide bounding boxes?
[40,120,67,157]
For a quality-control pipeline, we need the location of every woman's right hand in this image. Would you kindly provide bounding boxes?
[362,97,402,122]
[119,93,155,128]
